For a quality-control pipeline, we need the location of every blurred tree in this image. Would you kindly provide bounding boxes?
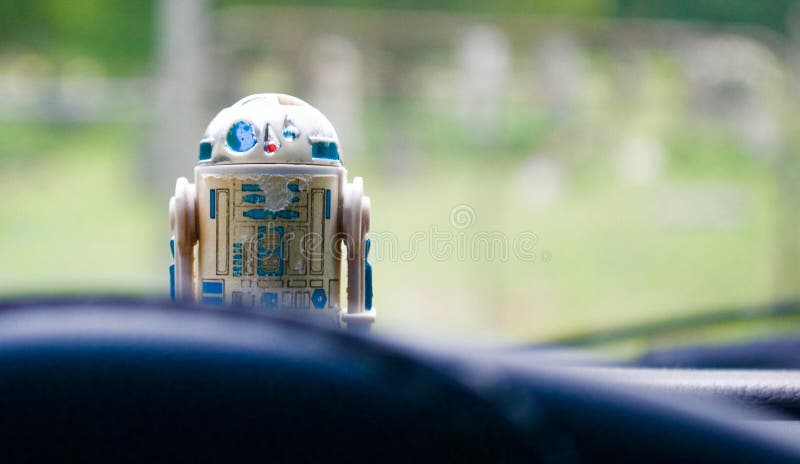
[0,0,155,75]
[1,0,796,77]
[615,0,794,34]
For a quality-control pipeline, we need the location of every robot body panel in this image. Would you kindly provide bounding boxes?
[195,164,344,322]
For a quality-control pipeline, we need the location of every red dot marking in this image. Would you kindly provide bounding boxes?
[267,143,277,153]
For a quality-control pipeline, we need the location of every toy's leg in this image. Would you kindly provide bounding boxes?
[342,177,376,328]
[169,178,198,302]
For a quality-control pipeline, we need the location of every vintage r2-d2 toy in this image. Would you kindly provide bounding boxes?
[169,93,374,328]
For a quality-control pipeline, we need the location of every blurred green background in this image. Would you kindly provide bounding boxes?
[3,0,800,348]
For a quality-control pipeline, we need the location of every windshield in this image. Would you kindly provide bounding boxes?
[1,2,798,349]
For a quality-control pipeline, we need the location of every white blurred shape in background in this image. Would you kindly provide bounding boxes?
[683,35,784,157]
[304,35,365,160]
[616,136,666,187]
[511,154,566,210]
[534,30,586,118]
[150,0,213,192]
[456,24,511,141]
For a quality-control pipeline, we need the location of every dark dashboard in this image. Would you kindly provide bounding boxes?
[1,298,799,462]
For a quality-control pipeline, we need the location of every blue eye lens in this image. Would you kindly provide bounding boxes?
[226,121,257,152]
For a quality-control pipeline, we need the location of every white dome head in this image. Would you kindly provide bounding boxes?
[197,93,343,166]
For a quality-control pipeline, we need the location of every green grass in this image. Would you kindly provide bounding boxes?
[0,124,164,296]
[0,119,787,346]
[365,156,780,341]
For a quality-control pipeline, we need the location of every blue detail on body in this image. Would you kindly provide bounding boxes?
[242,184,261,191]
[210,189,216,219]
[365,239,373,310]
[287,183,300,192]
[226,121,257,152]
[201,280,224,305]
[198,141,213,161]
[312,288,327,309]
[232,243,243,277]
[169,238,176,301]
[202,281,224,294]
[261,292,278,309]
[257,226,284,276]
[291,197,300,203]
[169,264,175,301]
[311,141,340,160]
[244,209,300,220]
[325,189,331,219]
[243,194,266,204]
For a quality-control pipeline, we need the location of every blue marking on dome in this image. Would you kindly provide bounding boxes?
[226,121,257,152]
[311,141,339,160]
[198,141,213,161]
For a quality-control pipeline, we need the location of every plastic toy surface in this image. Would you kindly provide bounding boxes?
[169,93,374,328]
